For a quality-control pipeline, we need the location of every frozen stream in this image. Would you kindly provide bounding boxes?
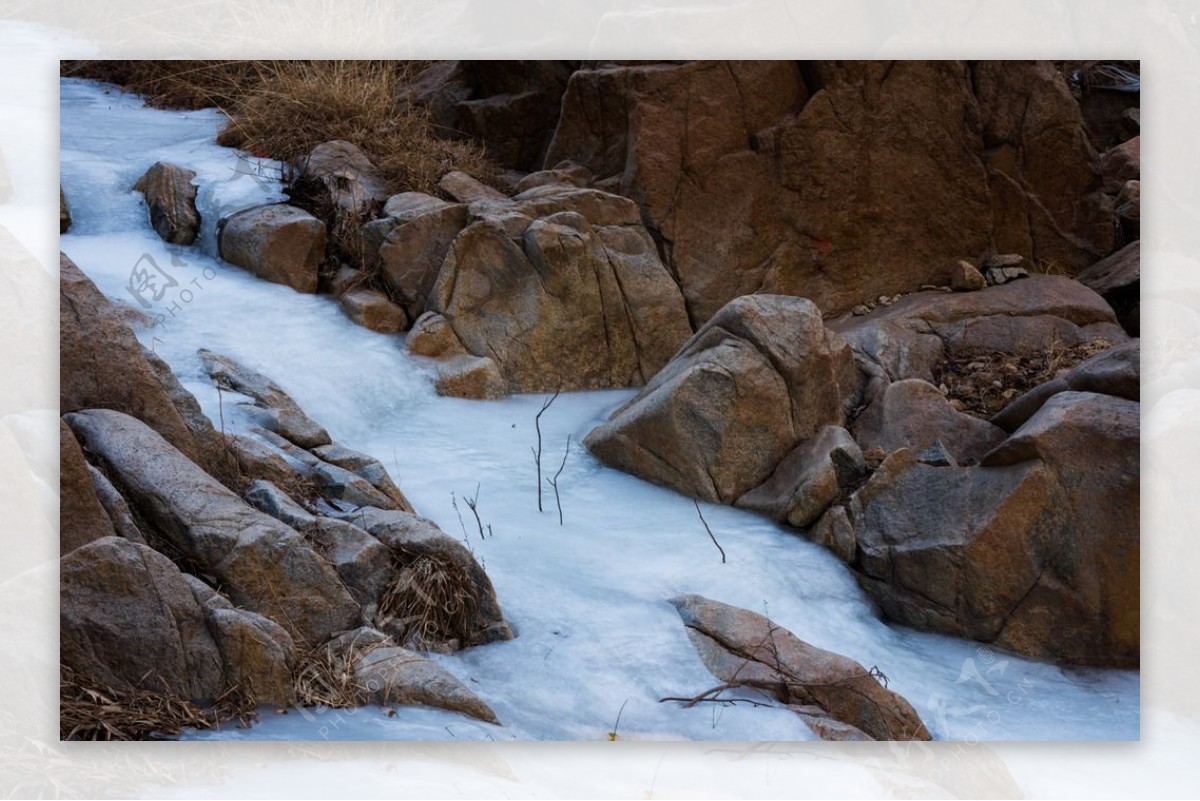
[59,78,1139,742]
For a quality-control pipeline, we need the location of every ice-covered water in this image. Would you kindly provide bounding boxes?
[59,77,1140,742]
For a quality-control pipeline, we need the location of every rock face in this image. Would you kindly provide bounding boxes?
[546,60,1115,325]
[585,294,861,503]
[299,140,389,216]
[218,204,326,293]
[423,184,693,394]
[60,420,116,554]
[133,161,200,245]
[60,253,227,479]
[670,594,930,741]
[403,60,578,171]
[64,409,361,647]
[1077,241,1139,336]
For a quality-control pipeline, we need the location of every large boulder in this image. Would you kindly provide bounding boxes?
[61,536,225,699]
[670,594,930,741]
[402,60,578,172]
[297,140,389,216]
[218,204,326,293]
[60,253,227,478]
[814,390,1138,667]
[546,60,1115,325]
[422,185,693,393]
[132,161,200,245]
[585,294,861,503]
[64,409,360,647]
[59,420,116,554]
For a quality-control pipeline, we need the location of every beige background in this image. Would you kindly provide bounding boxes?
[0,1,1192,796]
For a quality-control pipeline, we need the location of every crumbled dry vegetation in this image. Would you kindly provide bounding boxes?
[934,338,1115,418]
[60,60,494,195]
[377,552,478,649]
[60,666,256,741]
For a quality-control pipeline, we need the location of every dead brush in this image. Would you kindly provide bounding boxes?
[376,551,478,649]
[934,338,1115,418]
[59,665,255,741]
[291,636,385,709]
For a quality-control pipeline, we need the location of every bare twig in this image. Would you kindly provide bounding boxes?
[532,389,560,512]
[450,492,468,544]
[608,698,629,741]
[694,499,726,564]
[463,483,486,540]
[545,435,571,526]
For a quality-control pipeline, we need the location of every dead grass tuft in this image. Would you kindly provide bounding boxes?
[934,338,1115,418]
[60,665,256,741]
[377,552,478,649]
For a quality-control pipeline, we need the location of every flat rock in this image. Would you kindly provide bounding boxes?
[338,288,407,333]
[438,170,506,203]
[670,594,930,741]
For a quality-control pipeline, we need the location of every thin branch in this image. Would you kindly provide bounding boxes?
[545,435,571,526]
[463,483,485,540]
[532,389,560,512]
[694,499,726,564]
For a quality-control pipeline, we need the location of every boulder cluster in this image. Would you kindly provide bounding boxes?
[63,59,1140,739]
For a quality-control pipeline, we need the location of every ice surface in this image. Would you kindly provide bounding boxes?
[60,78,1140,742]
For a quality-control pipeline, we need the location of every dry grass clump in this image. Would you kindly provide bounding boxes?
[62,60,494,196]
[377,552,478,649]
[934,338,1115,418]
[60,665,255,741]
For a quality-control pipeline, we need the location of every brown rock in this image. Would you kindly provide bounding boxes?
[360,196,467,322]
[585,294,861,503]
[433,355,507,400]
[299,140,389,215]
[991,340,1139,432]
[65,409,360,647]
[513,160,592,193]
[133,161,200,245]
[184,575,296,705]
[428,186,692,393]
[438,171,506,203]
[735,426,866,528]
[1116,179,1140,223]
[86,463,145,544]
[406,311,467,358]
[671,594,930,741]
[980,392,1139,666]
[218,204,326,293]
[329,266,362,297]
[1100,135,1140,193]
[61,536,224,699]
[198,349,331,449]
[403,60,577,171]
[1077,241,1139,336]
[59,420,115,554]
[974,61,1116,271]
[851,378,1007,464]
[60,253,226,477]
[338,288,407,333]
[310,442,413,511]
[950,261,986,292]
